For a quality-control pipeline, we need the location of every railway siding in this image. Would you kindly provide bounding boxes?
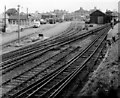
[19,26,110,98]
[1,23,110,98]
[1,25,109,97]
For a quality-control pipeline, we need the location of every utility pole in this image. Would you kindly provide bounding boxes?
[4,5,6,33]
[17,5,20,45]
[27,8,29,25]
[118,23,120,61]
[118,1,120,61]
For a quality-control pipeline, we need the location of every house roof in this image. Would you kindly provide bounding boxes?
[9,15,28,20]
[90,10,105,16]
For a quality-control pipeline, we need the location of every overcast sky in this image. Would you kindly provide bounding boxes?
[0,0,119,13]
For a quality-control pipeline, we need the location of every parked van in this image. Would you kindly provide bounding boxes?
[33,21,40,28]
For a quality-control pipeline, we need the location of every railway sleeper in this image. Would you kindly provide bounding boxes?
[65,68,76,72]
[8,83,22,88]
[34,94,44,97]
[82,52,92,57]
[87,50,94,53]
[47,80,60,87]
[62,72,70,75]
[8,82,21,86]
[74,60,84,65]
[30,70,40,73]
[67,67,78,72]
[20,74,34,78]
[32,67,41,71]
[43,87,50,92]
[20,74,35,79]
[10,80,23,84]
[32,69,41,73]
[40,72,48,76]
[51,79,61,85]
[31,70,40,73]
[89,46,98,50]
[55,76,65,80]
[26,72,37,75]
[86,50,95,54]
[36,90,49,96]
[45,82,57,89]
[16,77,28,81]
[81,55,89,58]
[8,91,17,97]
[34,67,44,70]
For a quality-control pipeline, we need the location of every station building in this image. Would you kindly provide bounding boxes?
[90,10,112,24]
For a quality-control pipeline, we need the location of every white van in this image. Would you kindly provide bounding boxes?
[33,21,40,28]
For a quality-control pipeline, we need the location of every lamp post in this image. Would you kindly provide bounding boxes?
[17,5,20,45]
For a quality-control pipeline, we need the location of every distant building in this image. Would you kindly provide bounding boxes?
[29,13,41,22]
[72,7,90,21]
[8,15,29,25]
[90,10,106,24]
[64,13,73,21]
[52,9,68,21]
[40,13,57,24]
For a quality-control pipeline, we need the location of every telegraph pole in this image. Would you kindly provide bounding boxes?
[118,1,120,61]
[4,5,6,32]
[17,5,20,45]
[27,8,29,25]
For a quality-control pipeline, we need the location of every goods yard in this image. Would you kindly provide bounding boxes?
[1,20,119,98]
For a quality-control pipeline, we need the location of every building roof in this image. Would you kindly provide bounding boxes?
[30,14,41,20]
[41,13,56,16]
[9,15,28,20]
[90,10,105,16]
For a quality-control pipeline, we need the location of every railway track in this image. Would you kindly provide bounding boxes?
[1,25,93,86]
[16,26,110,98]
[2,23,103,63]
[2,25,110,98]
[2,40,82,97]
[53,35,108,98]
[2,22,74,62]
[1,24,107,75]
[1,24,78,69]
[1,28,82,74]
[2,22,86,90]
